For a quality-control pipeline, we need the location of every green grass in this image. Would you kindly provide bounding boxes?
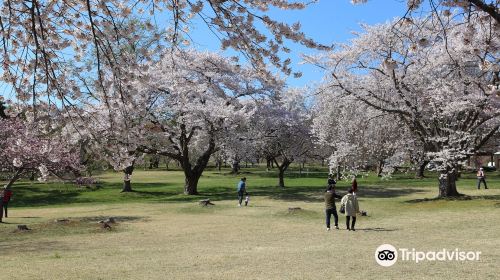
[6,167,500,207]
[0,167,499,279]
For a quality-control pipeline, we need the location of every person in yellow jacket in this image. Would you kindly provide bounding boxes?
[341,188,360,231]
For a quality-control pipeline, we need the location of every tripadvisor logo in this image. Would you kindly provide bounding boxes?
[375,244,481,267]
[375,244,398,267]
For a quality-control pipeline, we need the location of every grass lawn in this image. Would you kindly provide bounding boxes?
[1,168,499,279]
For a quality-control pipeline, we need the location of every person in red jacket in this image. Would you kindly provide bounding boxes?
[0,186,13,222]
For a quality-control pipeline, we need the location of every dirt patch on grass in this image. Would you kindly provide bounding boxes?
[78,215,147,223]
[274,207,319,220]
[0,215,146,248]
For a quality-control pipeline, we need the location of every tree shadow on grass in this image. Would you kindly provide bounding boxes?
[357,186,427,199]
[9,177,445,207]
[160,190,241,203]
[266,188,324,203]
[251,171,328,180]
[469,194,500,200]
[151,185,326,203]
[213,185,325,203]
[126,189,179,197]
[11,182,177,207]
[403,194,500,203]
[12,189,84,207]
[156,185,429,204]
[266,185,429,202]
[359,227,398,232]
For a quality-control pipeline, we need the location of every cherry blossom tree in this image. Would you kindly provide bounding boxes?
[62,18,168,193]
[217,116,260,174]
[0,112,81,189]
[310,13,500,197]
[352,0,499,23]
[252,88,314,188]
[312,91,412,178]
[135,50,278,195]
[67,72,162,192]
[0,0,328,109]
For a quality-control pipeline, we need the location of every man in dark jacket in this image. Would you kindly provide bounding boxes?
[324,184,342,231]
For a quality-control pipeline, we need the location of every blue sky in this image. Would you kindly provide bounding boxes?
[187,1,408,87]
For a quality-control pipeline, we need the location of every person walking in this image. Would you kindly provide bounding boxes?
[324,184,342,231]
[0,186,13,223]
[476,168,488,189]
[237,177,247,207]
[341,188,360,231]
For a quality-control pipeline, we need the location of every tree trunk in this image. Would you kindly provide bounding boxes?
[122,179,132,192]
[277,159,291,188]
[336,165,341,181]
[438,168,460,198]
[415,160,428,178]
[278,168,286,188]
[179,142,213,195]
[217,160,222,172]
[149,156,160,169]
[184,171,201,195]
[4,168,24,189]
[121,165,134,192]
[230,159,240,174]
[376,160,384,177]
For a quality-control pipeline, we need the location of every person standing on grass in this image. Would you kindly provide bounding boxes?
[476,168,488,189]
[324,184,342,231]
[341,188,359,231]
[237,177,247,207]
[0,186,13,223]
[3,186,13,217]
